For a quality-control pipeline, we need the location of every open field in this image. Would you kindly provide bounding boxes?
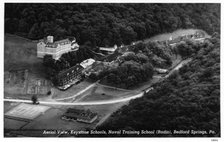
[5,103,50,120]
[4,34,44,75]
[4,70,52,100]
[26,73,52,95]
[4,34,52,99]
[4,101,127,137]
[78,84,137,102]
[4,69,28,95]
[52,80,94,100]
[16,102,126,132]
[4,118,28,130]
[4,101,20,113]
[21,107,93,130]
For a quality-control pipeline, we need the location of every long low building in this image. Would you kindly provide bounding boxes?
[61,108,98,124]
[99,45,117,54]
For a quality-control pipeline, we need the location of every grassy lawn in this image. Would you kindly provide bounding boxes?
[21,106,97,131]
[4,118,28,130]
[4,34,53,100]
[77,84,137,102]
[4,34,45,75]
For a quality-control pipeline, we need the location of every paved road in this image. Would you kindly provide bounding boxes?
[4,90,146,106]
[165,58,192,78]
[4,58,191,106]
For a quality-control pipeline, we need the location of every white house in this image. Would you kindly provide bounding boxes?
[99,44,117,54]
[80,58,96,69]
[37,36,79,60]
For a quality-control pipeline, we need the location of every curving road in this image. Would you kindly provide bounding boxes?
[4,58,190,106]
[4,91,146,106]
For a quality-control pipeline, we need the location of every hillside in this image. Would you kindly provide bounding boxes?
[5,3,220,47]
[97,35,220,137]
[4,34,44,75]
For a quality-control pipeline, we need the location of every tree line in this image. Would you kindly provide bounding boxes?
[88,40,175,89]
[42,45,94,84]
[97,35,220,137]
[5,3,220,47]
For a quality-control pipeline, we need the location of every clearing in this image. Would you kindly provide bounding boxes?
[4,34,44,74]
[144,28,210,42]
[4,34,52,100]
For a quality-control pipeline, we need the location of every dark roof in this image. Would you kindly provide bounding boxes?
[57,65,83,79]
[63,108,97,120]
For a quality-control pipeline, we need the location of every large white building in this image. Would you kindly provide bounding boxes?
[99,44,117,54]
[37,36,79,60]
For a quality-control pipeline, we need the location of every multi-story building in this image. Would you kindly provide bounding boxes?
[55,58,95,90]
[56,64,83,89]
[37,36,79,60]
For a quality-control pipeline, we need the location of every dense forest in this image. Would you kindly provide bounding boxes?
[97,34,220,136]
[89,41,174,89]
[5,3,220,47]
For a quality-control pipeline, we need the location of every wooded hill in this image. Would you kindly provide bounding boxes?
[97,34,220,137]
[5,3,220,47]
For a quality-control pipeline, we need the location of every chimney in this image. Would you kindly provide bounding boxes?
[47,36,54,43]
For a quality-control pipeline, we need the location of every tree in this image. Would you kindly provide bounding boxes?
[47,91,51,95]
[28,23,41,39]
[31,95,38,104]
[177,41,194,57]
[136,53,149,63]
[5,3,220,46]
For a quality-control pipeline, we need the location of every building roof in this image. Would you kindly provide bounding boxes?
[99,47,117,52]
[80,58,95,69]
[54,39,71,45]
[57,64,83,79]
[63,108,97,121]
[154,68,168,73]
[39,37,72,48]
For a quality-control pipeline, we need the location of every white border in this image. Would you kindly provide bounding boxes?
[1,1,223,142]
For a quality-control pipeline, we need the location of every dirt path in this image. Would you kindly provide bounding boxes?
[55,82,97,101]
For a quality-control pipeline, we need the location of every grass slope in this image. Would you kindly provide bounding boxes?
[4,34,44,75]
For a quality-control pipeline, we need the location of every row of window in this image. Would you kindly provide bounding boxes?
[58,72,82,86]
